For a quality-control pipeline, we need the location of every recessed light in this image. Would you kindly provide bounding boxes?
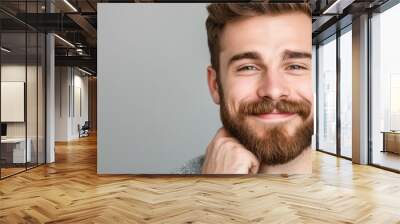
[63,0,78,12]
[1,47,11,53]
[54,34,75,48]
[78,67,93,76]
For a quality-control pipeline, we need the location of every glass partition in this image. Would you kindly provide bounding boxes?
[0,1,46,179]
[27,31,38,169]
[317,35,337,155]
[0,31,28,178]
[38,32,45,165]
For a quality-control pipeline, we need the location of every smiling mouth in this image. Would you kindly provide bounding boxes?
[252,110,296,122]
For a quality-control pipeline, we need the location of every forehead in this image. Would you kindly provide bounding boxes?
[219,12,312,61]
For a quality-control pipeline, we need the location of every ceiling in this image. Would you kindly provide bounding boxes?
[0,0,393,75]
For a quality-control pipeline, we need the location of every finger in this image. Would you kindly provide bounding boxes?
[232,150,260,174]
[247,152,260,174]
[233,163,252,174]
[249,163,260,174]
[210,128,232,149]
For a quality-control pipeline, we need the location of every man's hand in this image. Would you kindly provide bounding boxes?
[201,128,260,174]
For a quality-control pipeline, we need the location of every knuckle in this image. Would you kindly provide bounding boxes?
[214,137,230,148]
[235,149,253,160]
[222,140,236,149]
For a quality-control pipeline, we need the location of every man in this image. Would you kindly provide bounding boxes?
[178,2,313,174]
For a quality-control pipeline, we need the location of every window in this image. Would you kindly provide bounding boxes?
[317,36,337,154]
[339,27,352,158]
[370,3,400,171]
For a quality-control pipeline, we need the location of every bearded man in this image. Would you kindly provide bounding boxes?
[179,2,313,174]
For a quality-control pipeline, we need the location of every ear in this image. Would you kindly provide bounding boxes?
[207,65,221,105]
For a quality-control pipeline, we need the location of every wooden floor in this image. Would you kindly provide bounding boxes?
[373,151,400,171]
[1,134,400,223]
[1,167,26,178]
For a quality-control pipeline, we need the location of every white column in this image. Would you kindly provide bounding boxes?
[45,0,56,163]
[352,14,369,164]
[46,32,55,163]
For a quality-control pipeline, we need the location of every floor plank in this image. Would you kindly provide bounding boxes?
[0,134,400,223]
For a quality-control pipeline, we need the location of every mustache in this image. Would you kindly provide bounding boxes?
[238,98,311,119]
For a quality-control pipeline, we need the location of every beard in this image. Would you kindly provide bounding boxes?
[219,95,313,165]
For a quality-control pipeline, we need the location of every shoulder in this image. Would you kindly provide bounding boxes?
[175,155,205,174]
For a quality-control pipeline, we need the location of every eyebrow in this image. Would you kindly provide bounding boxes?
[227,51,262,67]
[227,50,311,67]
[282,50,312,61]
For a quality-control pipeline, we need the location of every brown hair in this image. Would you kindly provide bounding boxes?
[205,2,311,75]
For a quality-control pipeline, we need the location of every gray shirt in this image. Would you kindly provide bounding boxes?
[175,155,205,174]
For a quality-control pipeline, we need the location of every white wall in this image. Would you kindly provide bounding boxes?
[55,66,69,141]
[71,73,89,138]
[55,67,89,141]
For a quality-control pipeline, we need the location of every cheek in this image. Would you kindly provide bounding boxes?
[293,78,314,120]
[224,78,259,111]
[289,77,313,103]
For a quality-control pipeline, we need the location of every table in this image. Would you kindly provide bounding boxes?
[1,138,31,163]
[381,131,400,154]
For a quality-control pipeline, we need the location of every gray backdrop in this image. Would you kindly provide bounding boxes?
[97,3,221,174]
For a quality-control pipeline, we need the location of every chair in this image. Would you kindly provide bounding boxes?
[79,121,90,138]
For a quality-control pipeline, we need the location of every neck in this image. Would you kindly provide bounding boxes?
[258,147,313,174]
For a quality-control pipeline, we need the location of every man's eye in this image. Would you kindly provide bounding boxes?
[287,64,306,70]
[238,65,258,71]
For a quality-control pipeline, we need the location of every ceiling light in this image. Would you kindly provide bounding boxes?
[323,0,341,14]
[1,47,11,53]
[78,67,93,76]
[63,0,78,12]
[54,34,75,48]
[323,0,354,15]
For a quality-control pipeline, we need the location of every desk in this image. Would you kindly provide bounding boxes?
[1,138,31,163]
[381,131,400,154]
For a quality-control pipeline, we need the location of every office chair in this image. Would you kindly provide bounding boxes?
[79,121,90,138]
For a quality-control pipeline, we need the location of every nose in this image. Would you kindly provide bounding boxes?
[256,70,290,101]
